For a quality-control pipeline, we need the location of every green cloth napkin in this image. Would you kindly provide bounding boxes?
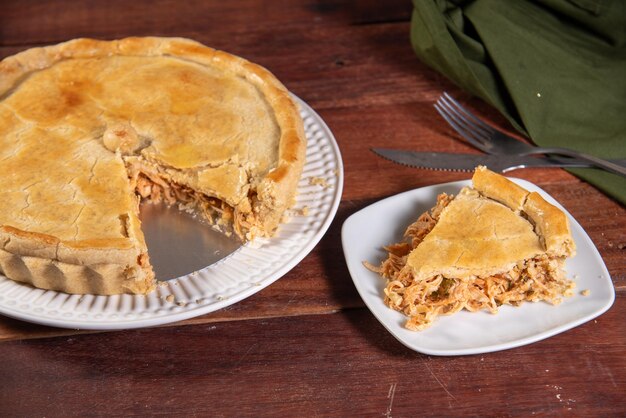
[410,0,626,205]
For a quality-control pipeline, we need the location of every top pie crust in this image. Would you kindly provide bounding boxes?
[406,166,575,280]
[0,37,307,295]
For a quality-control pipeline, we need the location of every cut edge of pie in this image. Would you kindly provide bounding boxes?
[368,166,576,331]
[0,37,307,295]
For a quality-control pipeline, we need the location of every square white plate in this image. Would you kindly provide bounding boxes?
[342,179,615,356]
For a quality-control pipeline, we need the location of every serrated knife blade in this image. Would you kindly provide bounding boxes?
[371,148,626,173]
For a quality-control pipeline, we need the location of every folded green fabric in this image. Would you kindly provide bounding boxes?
[410,0,626,205]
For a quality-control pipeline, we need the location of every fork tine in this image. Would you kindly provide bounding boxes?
[434,103,491,147]
[435,103,491,152]
[436,99,492,143]
[442,92,493,136]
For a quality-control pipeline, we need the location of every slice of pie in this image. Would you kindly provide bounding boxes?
[370,166,576,330]
[0,37,306,295]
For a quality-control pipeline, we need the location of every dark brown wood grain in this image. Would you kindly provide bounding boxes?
[0,0,411,46]
[0,0,624,415]
[0,295,625,416]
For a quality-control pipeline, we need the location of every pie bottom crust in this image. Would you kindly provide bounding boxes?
[0,248,152,295]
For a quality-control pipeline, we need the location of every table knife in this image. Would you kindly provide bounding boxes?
[371,148,626,173]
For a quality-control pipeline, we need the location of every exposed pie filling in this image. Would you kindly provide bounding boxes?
[127,163,246,239]
[367,167,576,331]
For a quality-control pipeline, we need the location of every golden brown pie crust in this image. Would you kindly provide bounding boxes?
[0,37,307,295]
[408,166,575,278]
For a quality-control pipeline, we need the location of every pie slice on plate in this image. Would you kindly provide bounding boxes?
[0,37,306,295]
[370,166,576,330]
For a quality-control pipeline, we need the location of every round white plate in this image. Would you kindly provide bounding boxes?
[342,179,615,356]
[0,96,343,330]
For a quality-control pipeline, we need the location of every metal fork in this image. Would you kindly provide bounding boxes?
[435,92,626,178]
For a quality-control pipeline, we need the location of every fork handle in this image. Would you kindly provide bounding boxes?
[521,147,626,178]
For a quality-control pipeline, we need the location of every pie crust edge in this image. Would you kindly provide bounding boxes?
[472,165,575,258]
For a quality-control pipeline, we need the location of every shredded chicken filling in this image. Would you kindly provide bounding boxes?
[131,170,254,240]
[367,193,575,331]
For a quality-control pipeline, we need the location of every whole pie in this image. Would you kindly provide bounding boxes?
[0,37,307,295]
[370,166,576,330]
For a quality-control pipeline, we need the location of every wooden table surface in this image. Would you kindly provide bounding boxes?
[1,1,624,416]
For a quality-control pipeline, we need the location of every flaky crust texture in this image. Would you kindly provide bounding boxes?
[472,166,575,258]
[0,37,306,294]
[406,188,544,280]
[406,167,575,280]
